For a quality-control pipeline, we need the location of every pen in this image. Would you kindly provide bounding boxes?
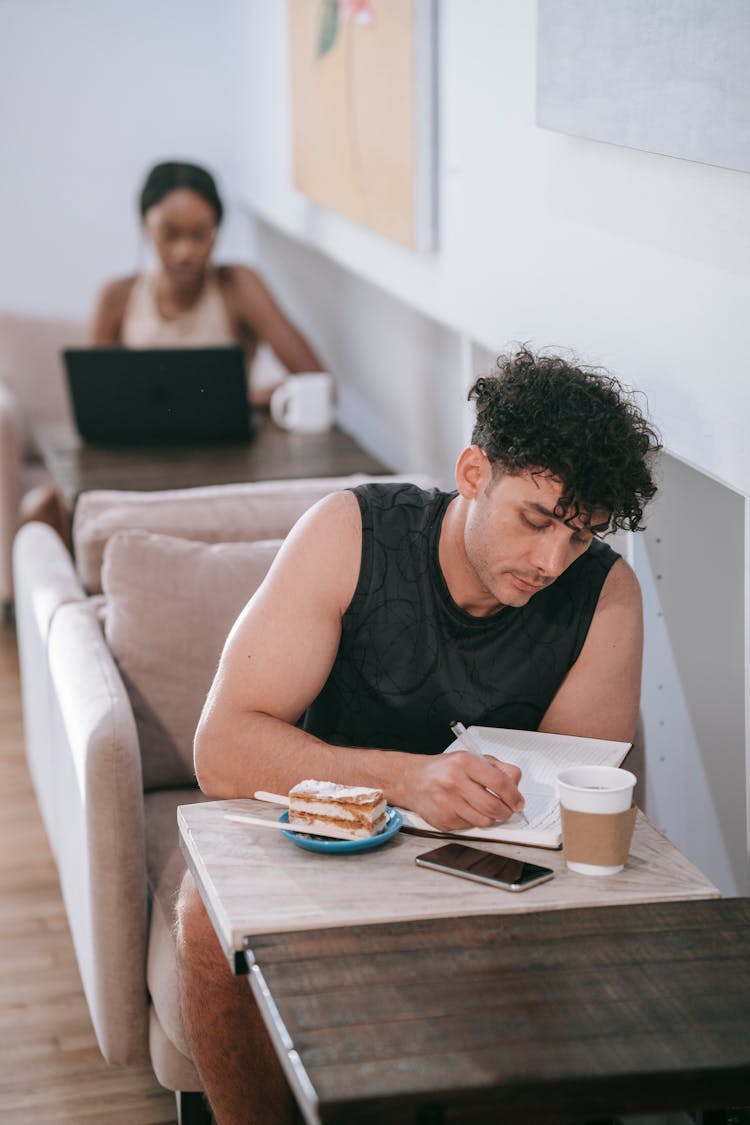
[449,720,529,825]
[449,720,483,758]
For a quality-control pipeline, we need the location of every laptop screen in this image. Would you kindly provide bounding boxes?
[63,346,253,444]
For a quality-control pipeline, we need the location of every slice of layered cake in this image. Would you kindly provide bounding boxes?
[288,780,387,840]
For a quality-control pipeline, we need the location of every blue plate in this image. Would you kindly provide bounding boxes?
[280,807,402,854]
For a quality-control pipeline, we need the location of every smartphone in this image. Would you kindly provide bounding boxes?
[415,842,554,892]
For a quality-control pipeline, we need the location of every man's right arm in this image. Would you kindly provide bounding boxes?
[194,491,524,831]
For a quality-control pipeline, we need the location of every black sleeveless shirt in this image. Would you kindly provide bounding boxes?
[302,483,619,755]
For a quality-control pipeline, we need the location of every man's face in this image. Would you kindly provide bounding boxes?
[462,466,609,613]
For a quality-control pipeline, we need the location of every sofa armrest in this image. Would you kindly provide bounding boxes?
[0,379,24,604]
[46,599,150,1065]
[13,522,87,844]
[0,373,27,444]
[13,521,84,635]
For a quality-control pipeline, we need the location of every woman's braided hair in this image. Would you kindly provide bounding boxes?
[139,161,224,224]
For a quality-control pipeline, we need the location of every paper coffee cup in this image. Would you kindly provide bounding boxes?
[269,372,335,434]
[557,766,637,876]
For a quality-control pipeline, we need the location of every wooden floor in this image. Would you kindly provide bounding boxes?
[0,619,178,1123]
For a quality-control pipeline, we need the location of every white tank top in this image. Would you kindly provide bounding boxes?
[121,271,236,348]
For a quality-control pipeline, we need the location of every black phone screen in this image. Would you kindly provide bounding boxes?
[415,842,554,891]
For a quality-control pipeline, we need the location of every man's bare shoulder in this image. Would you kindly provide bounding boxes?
[284,489,362,565]
[293,488,361,536]
[271,489,362,613]
[596,554,642,612]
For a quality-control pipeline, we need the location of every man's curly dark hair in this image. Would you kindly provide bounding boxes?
[469,347,661,533]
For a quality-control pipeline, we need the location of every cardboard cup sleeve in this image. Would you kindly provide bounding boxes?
[561,805,637,867]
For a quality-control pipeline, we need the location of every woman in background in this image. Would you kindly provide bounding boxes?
[22,161,324,538]
[91,160,323,402]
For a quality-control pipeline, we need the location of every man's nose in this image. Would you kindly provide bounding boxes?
[531,533,570,578]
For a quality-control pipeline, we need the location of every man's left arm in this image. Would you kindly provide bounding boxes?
[538,558,643,743]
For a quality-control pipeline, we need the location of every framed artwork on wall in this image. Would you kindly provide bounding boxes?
[287,0,438,251]
[536,0,750,175]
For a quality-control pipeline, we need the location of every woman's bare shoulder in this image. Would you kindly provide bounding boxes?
[90,275,138,343]
[216,264,264,294]
[97,274,138,308]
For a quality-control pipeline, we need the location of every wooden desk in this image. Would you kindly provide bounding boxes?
[177,800,745,1124]
[33,415,390,509]
[246,899,750,1125]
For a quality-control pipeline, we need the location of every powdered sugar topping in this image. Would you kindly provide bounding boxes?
[290,779,384,803]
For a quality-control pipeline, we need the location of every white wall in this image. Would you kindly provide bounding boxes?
[238,0,750,499]
[0,0,252,319]
[249,219,467,484]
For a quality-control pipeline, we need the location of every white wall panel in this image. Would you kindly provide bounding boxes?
[635,454,747,895]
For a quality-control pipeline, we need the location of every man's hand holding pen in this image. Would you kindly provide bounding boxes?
[451,721,529,826]
[400,724,525,833]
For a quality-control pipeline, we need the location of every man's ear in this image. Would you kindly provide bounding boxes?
[454,445,491,499]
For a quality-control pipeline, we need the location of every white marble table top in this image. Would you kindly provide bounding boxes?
[178,799,719,961]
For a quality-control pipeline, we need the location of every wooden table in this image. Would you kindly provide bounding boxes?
[177,799,749,1124]
[246,899,750,1125]
[33,414,390,509]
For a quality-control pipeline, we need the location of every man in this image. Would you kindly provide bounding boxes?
[176,346,660,1124]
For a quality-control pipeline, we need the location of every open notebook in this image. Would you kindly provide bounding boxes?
[397,726,631,848]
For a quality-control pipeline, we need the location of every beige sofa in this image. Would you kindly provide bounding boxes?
[13,473,432,1121]
[0,312,86,609]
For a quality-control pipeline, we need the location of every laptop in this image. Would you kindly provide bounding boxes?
[63,346,254,443]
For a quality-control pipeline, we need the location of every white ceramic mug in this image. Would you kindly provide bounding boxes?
[269,373,335,434]
[557,766,636,876]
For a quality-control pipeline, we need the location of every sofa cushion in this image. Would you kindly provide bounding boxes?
[73,475,399,594]
[102,530,282,790]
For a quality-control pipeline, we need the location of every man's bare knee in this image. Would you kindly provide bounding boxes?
[175,871,229,984]
[177,872,212,947]
[174,871,295,1123]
